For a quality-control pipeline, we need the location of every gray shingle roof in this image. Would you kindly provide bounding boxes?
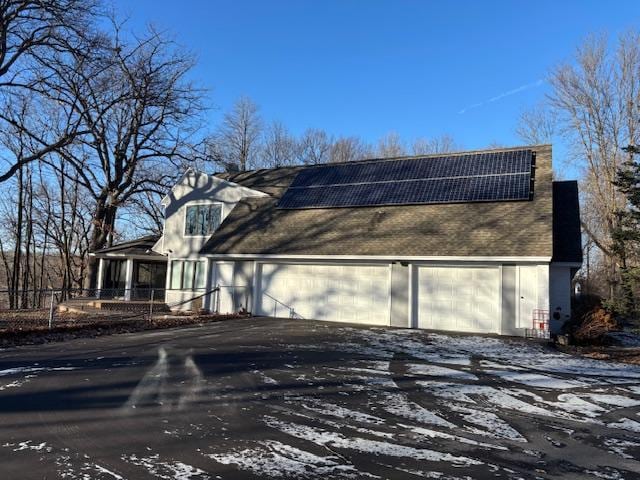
[202,145,556,258]
[93,235,163,257]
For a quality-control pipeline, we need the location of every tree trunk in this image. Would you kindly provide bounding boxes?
[11,166,23,309]
[85,200,118,290]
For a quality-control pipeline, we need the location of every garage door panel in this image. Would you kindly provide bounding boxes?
[418,266,499,333]
[257,263,390,325]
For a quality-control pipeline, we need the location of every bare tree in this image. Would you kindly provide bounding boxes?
[543,32,640,299]
[412,134,459,155]
[330,136,371,163]
[209,96,262,171]
[37,20,204,288]
[0,93,44,307]
[0,0,99,182]
[376,132,406,158]
[516,103,557,145]
[33,158,93,298]
[0,0,97,83]
[0,4,208,298]
[261,120,297,168]
[296,128,333,165]
[123,189,166,236]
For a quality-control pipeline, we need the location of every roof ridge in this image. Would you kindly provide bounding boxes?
[219,144,550,178]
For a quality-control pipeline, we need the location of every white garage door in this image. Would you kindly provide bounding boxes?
[256,263,391,325]
[417,266,500,333]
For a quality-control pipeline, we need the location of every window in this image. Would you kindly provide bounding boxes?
[170,260,206,290]
[183,261,194,288]
[194,261,205,289]
[185,204,222,236]
[170,260,183,289]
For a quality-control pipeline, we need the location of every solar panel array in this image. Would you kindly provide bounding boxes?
[278,149,534,209]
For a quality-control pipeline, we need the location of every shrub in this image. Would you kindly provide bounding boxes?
[567,294,620,345]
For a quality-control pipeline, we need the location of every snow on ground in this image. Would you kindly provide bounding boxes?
[299,399,386,425]
[398,424,507,450]
[605,438,640,459]
[3,441,52,452]
[379,390,456,429]
[425,332,640,379]
[122,454,210,479]
[207,440,364,479]
[263,416,483,467]
[5,441,129,479]
[406,363,478,381]
[253,369,279,385]
[0,365,77,377]
[3,321,640,479]
[195,326,640,477]
[447,404,527,442]
[486,369,588,389]
[0,365,78,391]
[607,418,640,433]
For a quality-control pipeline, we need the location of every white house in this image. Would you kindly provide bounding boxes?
[92,144,582,335]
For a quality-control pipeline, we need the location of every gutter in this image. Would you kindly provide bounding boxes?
[199,253,553,263]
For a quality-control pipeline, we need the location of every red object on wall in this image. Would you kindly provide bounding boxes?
[526,310,550,339]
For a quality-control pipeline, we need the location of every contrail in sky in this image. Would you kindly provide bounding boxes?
[458,79,544,114]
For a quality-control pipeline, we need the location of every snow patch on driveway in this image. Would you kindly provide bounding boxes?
[486,370,587,389]
[607,418,640,433]
[427,333,640,379]
[5,320,640,479]
[0,366,77,376]
[300,400,386,425]
[448,404,526,442]
[3,440,52,452]
[0,365,78,391]
[407,364,478,381]
[584,393,640,408]
[207,440,364,479]
[264,416,483,467]
[380,392,456,429]
[399,424,507,450]
[604,437,640,459]
[123,453,210,479]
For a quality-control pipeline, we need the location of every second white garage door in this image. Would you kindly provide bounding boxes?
[417,266,500,333]
[255,263,391,325]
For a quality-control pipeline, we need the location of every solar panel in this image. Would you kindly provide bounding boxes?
[290,150,532,188]
[278,149,534,209]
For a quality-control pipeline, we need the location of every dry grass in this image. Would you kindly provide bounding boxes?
[0,310,248,347]
[557,344,640,365]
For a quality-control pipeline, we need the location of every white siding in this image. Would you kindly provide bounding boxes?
[255,263,391,325]
[160,171,266,258]
[158,171,265,311]
[416,266,500,333]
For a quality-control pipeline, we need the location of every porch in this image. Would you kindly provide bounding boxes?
[92,235,168,302]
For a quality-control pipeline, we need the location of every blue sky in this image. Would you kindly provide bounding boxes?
[113,0,639,171]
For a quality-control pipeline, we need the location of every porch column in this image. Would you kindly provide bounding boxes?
[124,258,134,300]
[96,258,105,299]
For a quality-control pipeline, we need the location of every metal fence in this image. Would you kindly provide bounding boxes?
[261,291,300,319]
[0,287,88,311]
[0,286,233,331]
[210,285,251,314]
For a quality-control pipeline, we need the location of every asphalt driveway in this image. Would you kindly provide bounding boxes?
[1,317,640,479]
